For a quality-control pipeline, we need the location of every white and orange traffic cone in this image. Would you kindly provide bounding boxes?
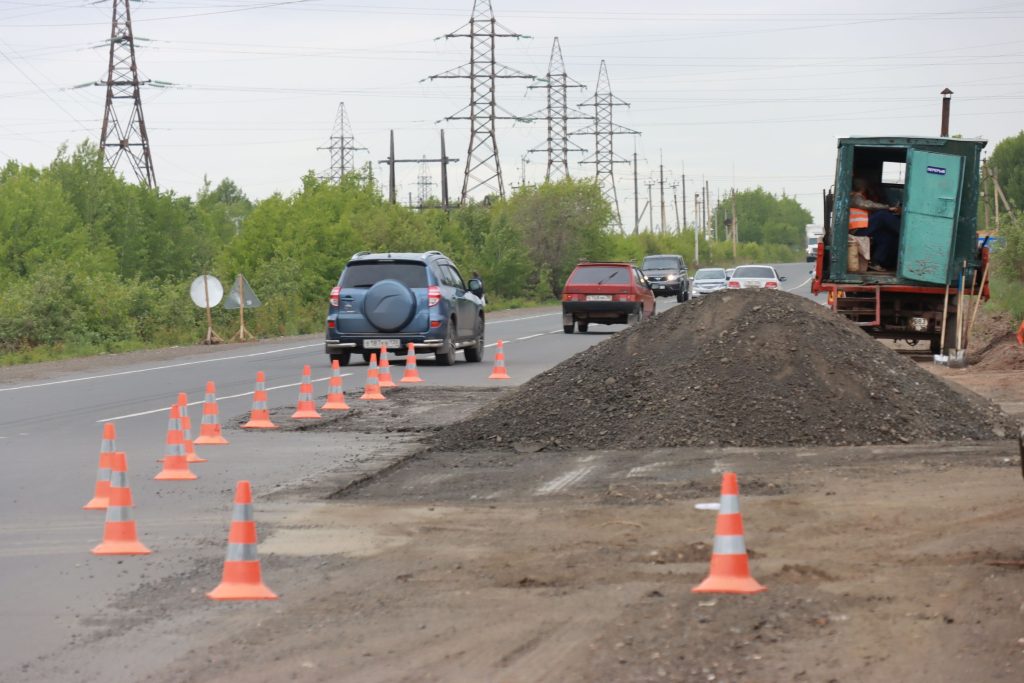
[92,451,151,555]
[488,340,511,380]
[291,364,322,419]
[360,353,386,400]
[207,481,277,601]
[400,343,424,383]
[84,422,117,510]
[194,381,230,445]
[243,371,278,429]
[692,472,766,595]
[179,392,207,463]
[155,405,198,481]
[378,347,396,388]
[321,360,350,410]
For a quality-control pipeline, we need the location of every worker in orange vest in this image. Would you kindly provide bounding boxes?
[849,178,902,272]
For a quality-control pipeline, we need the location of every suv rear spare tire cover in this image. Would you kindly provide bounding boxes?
[363,280,417,332]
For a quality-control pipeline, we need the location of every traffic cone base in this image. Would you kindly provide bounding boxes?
[92,525,152,556]
[185,450,208,463]
[692,555,766,594]
[194,430,229,445]
[243,416,279,429]
[207,562,278,600]
[82,487,110,510]
[154,457,198,480]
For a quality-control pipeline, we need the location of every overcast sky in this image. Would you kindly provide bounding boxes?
[1,0,1022,228]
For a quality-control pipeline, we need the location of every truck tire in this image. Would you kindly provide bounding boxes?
[563,323,575,334]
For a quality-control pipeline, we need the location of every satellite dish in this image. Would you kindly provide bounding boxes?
[190,275,224,308]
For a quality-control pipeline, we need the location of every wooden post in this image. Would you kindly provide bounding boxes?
[203,275,222,345]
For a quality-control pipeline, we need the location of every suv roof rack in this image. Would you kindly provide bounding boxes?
[424,250,444,257]
[351,251,371,259]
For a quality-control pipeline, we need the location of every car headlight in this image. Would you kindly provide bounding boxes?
[666,274,677,281]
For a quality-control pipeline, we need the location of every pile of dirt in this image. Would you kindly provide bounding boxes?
[430,289,1015,452]
[971,332,1024,371]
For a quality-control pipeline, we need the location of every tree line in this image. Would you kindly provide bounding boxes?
[0,141,803,362]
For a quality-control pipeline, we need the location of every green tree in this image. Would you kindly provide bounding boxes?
[988,131,1024,212]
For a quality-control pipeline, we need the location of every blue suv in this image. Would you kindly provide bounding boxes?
[324,251,486,366]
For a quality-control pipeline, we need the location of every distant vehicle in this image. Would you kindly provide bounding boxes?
[641,254,690,302]
[725,268,735,279]
[691,268,729,297]
[727,265,785,289]
[806,223,824,261]
[561,261,656,333]
[811,135,990,355]
[324,250,485,366]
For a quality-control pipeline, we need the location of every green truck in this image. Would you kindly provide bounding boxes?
[812,135,990,355]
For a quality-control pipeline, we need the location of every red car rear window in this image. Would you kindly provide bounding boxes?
[568,266,629,285]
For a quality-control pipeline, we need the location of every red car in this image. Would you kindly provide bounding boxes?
[561,261,656,333]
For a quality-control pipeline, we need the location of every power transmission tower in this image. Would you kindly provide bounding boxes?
[319,102,365,183]
[429,0,533,204]
[528,37,587,182]
[416,157,435,205]
[573,60,639,230]
[98,0,155,188]
[379,130,460,210]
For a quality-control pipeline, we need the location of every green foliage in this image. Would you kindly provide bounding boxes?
[988,130,1024,212]
[708,188,812,249]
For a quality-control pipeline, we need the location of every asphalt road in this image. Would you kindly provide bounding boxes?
[0,262,820,674]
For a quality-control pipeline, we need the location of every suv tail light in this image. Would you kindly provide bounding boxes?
[727,280,740,289]
[329,286,341,307]
[765,281,779,288]
[427,285,442,307]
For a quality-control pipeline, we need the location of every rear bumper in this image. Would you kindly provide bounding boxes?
[325,333,445,354]
[562,302,635,324]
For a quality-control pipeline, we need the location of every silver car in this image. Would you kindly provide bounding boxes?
[691,268,728,297]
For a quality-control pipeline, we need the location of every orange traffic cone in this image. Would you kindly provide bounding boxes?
[154,405,198,481]
[243,371,278,428]
[360,353,386,400]
[321,360,350,410]
[488,340,511,380]
[291,364,322,419]
[194,381,230,445]
[92,451,151,555]
[179,392,207,463]
[378,347,397,388]
[207,481,278,601]
[400,343,424,383]
[84,422,117,510]
[692,472,766,594]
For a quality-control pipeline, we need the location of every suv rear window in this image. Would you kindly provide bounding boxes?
[340,261,428,289]
[642,257,681,270]
[568,266,630,285]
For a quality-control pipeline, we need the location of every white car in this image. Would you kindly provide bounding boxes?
[726,265,786,290]
[691,268,728,297]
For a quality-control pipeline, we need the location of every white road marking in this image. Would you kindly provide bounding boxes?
[487,312,560,324]
[96,374,354,422]
[516,333,545,341]
[627,462,669,478]
[535,465,595,495]
[784,274,814,292]
[0,343,324,393]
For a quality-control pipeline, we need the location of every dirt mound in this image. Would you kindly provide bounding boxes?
[971,333,1024,371]
[430,289,1015,452]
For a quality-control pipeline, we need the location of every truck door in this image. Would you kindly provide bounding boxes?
[897,150,964,284]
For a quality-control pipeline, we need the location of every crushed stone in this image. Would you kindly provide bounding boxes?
[429,289,1016,452]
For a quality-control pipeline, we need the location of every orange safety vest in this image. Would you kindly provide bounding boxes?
[849,192,869,231]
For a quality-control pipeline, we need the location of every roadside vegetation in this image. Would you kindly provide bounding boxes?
[983,131,1023,321]
[0,141,798,363]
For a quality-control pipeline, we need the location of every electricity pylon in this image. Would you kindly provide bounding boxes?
[429,0,533,204]
[573,60,639,230]
[319,102,365,183]
[528,37,588,182]
[98,0,155,188]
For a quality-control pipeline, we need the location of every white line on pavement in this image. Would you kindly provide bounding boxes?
[0,343,324,393]
[784,274,814,292]
[96,374,353,422]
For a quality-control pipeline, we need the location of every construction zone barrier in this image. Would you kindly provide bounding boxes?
[83,423,117,510]
[321,360,350,411]
[154,404,198,481]
[243,371,278,428]
[692,472,766,595]
[360,353,386,401]
[400,343,424,383]
[488,339,511,380]
[291,365,322,419]
[207,481,278,600]
[194,381,230,445]
[378,347,396,388]
[178,392,206,463]
[92,451,151,555]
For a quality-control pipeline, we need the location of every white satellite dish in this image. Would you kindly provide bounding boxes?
[190,274,224,308]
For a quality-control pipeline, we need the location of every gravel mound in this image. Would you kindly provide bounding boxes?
[431,289,1014,452]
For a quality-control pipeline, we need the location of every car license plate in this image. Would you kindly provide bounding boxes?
[364,339,399,349]
[586,295,612,301]
[653,284,665,289]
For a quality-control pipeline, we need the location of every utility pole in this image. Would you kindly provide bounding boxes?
[681,165,687,231]
[528,37,587,182]
[319,102,365,183]
[658,153,667,235]
[98,0,155,188]
[731,190,738,259]
[646,180,656,232]
[671,181,680,233]
[380,130,460,209]
[429,0,533,203]
[633,151,640,236]
[573,60,639,230]
[704,180,711,241]
[694,192,701,264]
